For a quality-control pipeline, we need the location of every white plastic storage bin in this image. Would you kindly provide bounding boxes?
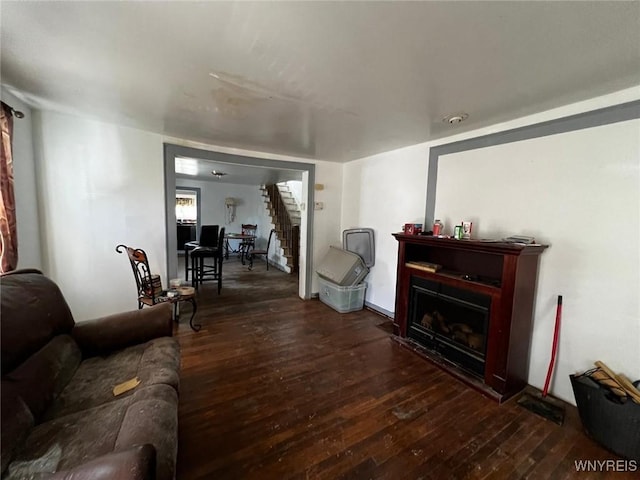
[318,277,366,313]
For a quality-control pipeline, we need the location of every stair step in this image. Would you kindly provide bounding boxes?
[259,183,299,273]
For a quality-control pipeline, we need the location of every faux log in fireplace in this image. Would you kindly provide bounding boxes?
[393,234,548,402]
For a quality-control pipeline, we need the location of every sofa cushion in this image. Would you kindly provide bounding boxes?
[115,384,178,480]
[1,271,75,375]
[6,397,130,478]
[0,382,34,473]
[47,445,156,480]
[5,385,177,480]
[5,335,81,421]
[44,337,180,421]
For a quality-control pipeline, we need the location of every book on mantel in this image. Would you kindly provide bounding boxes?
[405,261,442,273]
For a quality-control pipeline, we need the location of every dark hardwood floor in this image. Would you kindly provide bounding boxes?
[173,256,632,479]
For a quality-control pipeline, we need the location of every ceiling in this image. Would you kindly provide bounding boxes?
[175,157,302,186]
[2,2,639,162]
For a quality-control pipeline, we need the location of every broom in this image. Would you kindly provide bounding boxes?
[517,295,566,425]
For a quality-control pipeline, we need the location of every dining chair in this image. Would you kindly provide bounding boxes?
[190,227,225,294]
[247,228,276,271]
[199,225,219,247]
[240,224,257,264]
[184,225,219,281]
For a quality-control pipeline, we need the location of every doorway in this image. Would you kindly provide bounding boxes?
[163,143,315,299]
[175,187,201,254]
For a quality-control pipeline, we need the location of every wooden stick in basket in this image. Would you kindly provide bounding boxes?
[616,373,640,405]
[590,370,627,397]
[595,361,640,404]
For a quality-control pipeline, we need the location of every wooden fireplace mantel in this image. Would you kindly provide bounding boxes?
[392,233,548,402]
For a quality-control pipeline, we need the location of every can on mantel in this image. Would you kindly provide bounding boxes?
[433,220,443,236]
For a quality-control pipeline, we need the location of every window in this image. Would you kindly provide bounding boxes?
[176,191,197,224]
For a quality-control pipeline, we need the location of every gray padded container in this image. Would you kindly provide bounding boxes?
[316,246,369,286]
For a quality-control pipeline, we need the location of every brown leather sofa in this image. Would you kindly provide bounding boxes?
[1,269,180,480]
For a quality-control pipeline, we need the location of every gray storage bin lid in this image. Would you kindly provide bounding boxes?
[343,228,375,267]
[316,246,369,286]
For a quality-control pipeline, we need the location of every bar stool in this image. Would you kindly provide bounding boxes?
[191,227,225,294]
[184,225,219,281]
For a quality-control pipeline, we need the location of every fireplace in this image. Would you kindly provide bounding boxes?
[392,234,548,402]
[408,277,490,378]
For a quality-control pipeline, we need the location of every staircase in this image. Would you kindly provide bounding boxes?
[260,183,301,273]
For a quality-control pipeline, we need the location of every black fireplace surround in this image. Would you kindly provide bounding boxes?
[407,276,491,378]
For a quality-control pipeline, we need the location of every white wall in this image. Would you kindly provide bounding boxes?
[341,86,640,403]
[436,119,640,404]
[1,88,42,270]
[341,143,429,314]
[33,110,166,321]
[312,161,344,292]
[285,180,303,206]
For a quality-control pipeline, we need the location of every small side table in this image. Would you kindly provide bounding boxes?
[170,286,199,331]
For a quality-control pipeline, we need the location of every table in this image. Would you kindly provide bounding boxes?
[166,286,199,332]
[224,233,256,264]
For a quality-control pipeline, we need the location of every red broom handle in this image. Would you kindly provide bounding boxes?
[543,295,563,397]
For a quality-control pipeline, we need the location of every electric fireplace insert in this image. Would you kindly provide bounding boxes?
[408,277,490,378]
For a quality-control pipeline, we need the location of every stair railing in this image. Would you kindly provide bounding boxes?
[265,184,300,273]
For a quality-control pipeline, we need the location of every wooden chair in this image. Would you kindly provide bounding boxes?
[239,224,257,263]
[190,227,225,294]
[116,244,200,330]
[116,244,163,309]
[247,229,276,271]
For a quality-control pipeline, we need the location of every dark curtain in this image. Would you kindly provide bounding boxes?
[0,102,17,273]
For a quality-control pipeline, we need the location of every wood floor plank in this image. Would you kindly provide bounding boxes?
[174,258,633,479]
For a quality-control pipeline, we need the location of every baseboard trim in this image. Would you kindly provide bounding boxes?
[364,301,394,319]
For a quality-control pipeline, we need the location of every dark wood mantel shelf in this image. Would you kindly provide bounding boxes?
[393,233,548,403]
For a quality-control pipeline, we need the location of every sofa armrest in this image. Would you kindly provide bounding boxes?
[72,303,173,357]
[47,444,155,480]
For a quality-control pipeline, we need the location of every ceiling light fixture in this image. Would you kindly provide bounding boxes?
[211,170,227,178]
[443,113,469,125]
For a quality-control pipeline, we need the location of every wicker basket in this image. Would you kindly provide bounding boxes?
[570,374,640,461]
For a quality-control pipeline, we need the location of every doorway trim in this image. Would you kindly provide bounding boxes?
[163,143,315,299]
